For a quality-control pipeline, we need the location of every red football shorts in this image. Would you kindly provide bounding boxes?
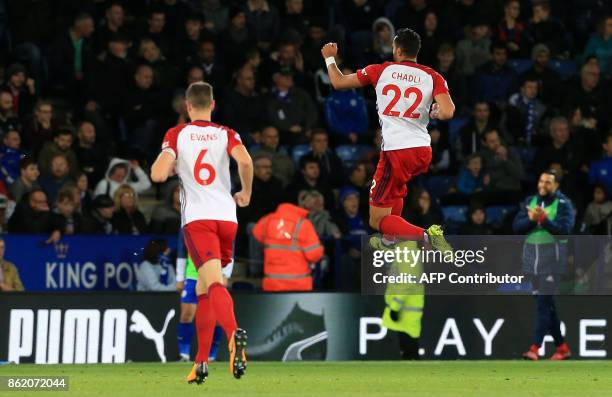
[183,220,237,269]
[369,146,432,208]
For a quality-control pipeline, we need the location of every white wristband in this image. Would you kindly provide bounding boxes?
[175,258,186,282]
[325,57,336,67]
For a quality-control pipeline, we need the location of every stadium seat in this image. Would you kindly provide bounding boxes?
[442,205,468,223]
[549,59,577,80]
[335,145,371,169]
[292,144,311,164]
[448,116,468,142]
[485,205,518,225]
[424,175,454,200]
[507,59,532,75]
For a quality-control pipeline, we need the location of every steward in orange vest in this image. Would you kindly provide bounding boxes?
[253,203,324,291]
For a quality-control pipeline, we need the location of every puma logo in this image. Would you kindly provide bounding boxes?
[129,309,175,362]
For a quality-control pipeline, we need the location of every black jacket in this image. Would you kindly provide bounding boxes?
[112,208,148,235]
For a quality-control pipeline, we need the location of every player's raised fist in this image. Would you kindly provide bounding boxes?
[234,190,251,207]
[321,43,338,59]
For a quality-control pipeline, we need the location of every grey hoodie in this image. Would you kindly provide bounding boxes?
[94,158,152,197]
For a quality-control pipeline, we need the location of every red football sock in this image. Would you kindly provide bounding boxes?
[379,215,425,240]
[391,199,404,216]
[195,294,215,363]
[208,282,238,339]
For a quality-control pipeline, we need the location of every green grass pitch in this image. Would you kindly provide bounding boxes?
[4,361,612,397]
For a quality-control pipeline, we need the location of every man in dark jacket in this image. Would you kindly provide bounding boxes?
[7,190,62,235]
[81,195,115,234]
[512,169,575,361]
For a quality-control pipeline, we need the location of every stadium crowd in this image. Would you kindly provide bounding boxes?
[0,0,611,288]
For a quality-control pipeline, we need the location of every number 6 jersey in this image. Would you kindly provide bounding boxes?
[356,61,449,151]
[162,120,243,226]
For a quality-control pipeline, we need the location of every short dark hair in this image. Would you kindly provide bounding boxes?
[310,128,328,140]
[491,41,507,53]
[299,154,319,170]
[143,239,168,263]
[185,82,213,109]
[56,190,74,204]
[54,128,73,139]
[393,28,421,58]
[542,168,561,184]
[20,157,35,170]
[483,129,499,139]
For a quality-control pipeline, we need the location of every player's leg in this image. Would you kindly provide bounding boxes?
[209,267,234,361]
[177,281,197,361]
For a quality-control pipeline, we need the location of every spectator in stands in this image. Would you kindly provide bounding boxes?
[201,0,230,35]
[369,17,395,63]
[94,158,151,197]
[0,130,24,186]
[0,89,21,137]
[495,0,526,58]
[39,154,73,205]
[122,64,166,158]
[506,77,548,145]
[176,14,205,63]
[404,187,443,228]
[564,62,609,128]
[324,68,369,144]
[51,190,83,236]
[264,41,309,90]
[526,0,570,58]
[265,67,318,145]
[429,125,451,174]
[220,66,264,145]
[336,187,367,238]
[535,117,585,203]
[136,239,176,291]
[0,238,24,291]
[344,161,370,217]
[418,12,446,67]
[455,20,491,76]
[220,8,255,67]
[149,183,181,234]
[21,99,55,157]
[479,129,524,199]
[254,126,294,187]
[286,155,335,212]
[589,133,612,194]
[457,153,489,195]
[47,12,95,98]
[3,63,36,118]
[75,173,92,211]
[300,190,341,240]
[457,101,498,161]
[7,189,61,238]
[435,44,468,112]
[570,105,601,165]
[302,19,328,73]
[309,129,344,188]
[138,38,177,93]
[74,121,107,187]
[112,184,147,235]
[239,154,283,223]
[522,44,562,108]
[581,184,612,234]
[473,42,517,105]
[38,129,78,177]
[190,40,228,88]
[138,8,171,58]
[244,0,280,53]
[458,203,493,235]
[282,0,314,37]
[94,2,129,55]
[9,158,40,202]
[582,15,611,76]
[81,194,115,234]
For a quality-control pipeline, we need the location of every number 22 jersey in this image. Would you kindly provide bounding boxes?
[356,60,449,151]
[161,120,242,226]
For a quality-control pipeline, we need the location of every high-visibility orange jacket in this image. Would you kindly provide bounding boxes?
[253,203,324,291]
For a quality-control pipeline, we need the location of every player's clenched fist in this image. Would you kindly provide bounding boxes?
[234,191,251,207]
[321,42,338,59]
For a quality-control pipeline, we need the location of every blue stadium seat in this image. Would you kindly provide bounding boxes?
[292,144,311,164]
[448,116,468,142]
[442,205,468,223]
[485,205,518,225]
[424,175,454,199]
[549,59,577,80]
[335,145,371,169]
[508,59,532,75]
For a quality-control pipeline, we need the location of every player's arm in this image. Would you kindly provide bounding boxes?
[151,151,175,183]
[430,93,455,121]
[321,43,363,90]
[230,145,253,207]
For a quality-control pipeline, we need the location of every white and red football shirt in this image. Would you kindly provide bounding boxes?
[356,61,449,151]
[161,120,243,226]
